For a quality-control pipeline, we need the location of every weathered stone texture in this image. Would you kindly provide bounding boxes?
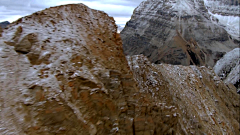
[0,3,239,135]
[127,55,240,134]
[0,4,132,135]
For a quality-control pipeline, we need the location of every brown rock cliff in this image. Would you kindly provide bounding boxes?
[0,4,134,135]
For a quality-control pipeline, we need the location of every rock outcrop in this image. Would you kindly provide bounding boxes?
[0,4,133,135]
[0,3,239,135]
[0,21,10,29]
[127,55,239,134]
[214,48,240,93]
[121,0,239,67]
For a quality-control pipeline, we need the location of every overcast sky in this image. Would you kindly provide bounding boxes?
[0,0,144,27]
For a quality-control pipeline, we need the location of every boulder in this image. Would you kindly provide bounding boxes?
[0,4,132,135]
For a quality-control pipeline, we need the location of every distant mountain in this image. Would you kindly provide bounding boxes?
[117,25,124,33]
[121,0,239,67]
[0,21,10,29]
[204,0,240,41]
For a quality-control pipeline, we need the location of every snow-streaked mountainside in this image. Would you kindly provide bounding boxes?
[214,48,240,92]
[121,0,239,66]
[135,0,240,40]
[204,0,240,40]
[214,48,240,78]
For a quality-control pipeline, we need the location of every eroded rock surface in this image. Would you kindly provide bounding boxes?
[127,55,239,134]
[0,4,133,135]
[0,3,239,135]
[121,0,239,66]
[214,48,240,93]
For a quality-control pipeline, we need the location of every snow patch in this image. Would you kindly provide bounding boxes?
[208,11,240,40]
[214,48,239,77]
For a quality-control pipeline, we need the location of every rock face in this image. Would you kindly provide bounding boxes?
[0,4,133,135]
[214,48,240,93]
[204,0,240,41]
[127,55,239,134]
[121,0,239,66]
[0,21,10,29]
[0,3,239,135]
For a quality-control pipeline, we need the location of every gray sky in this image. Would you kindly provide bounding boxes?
[0,0,144,26]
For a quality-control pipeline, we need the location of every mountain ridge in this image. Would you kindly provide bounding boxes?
[121,0,239,66]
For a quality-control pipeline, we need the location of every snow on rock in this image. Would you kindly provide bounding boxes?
[214,48,239,78]
[225,64,240,93]
[127,55,239,134]
[0,4,132,135]
[204,0,240,40]
[209,12,239,40]
[121,0,239,67]
[0,3,239,135]
[214,48,240,92]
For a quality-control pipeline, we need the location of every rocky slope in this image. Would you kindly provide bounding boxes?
[0,3,239,135]
[121,0,239,67]
[127,55,239,134]
[214,48,240,93]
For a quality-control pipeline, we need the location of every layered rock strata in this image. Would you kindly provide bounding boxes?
[121,0,239,66]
